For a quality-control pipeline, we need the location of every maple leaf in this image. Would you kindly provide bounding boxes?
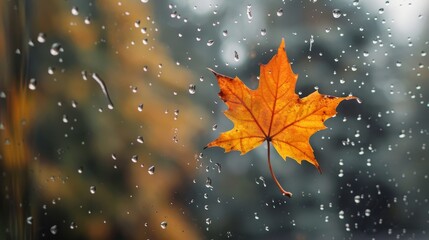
[206,39,357,197]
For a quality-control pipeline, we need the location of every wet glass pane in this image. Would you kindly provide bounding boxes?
[1,0,428,239]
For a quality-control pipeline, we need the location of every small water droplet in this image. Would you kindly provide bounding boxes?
[332,9,341,18]
[260,29,267,36]
[137,104,144,112]
[378,8,384,14]
[78,166,83,174]
[222,30,228,36]
[351,65,357,71]
[339,210,344,219]
[254,212,259,220]
[276,8,284,17]
[26,216,33,225]
[148,165,155,175]
[84,17,91,24]
[215,163,221,173]
[205,177,213,188]
[188,84,196,94]
[50,225,58,235]
[212,124,217,131]
[137,136,144,144]
[37,32,46,43]
[131,155,139,163]
[354,195,361,204]
[70,221,77,229]
[207,40,214,46]
[90,186,96,194]
[353,0,359,6]
[234,51,239,61]
[206,218,212,225]
[396,61,402,67]
[160,221,167,229]
[28,78,37,90]
[50,43,62,56]
[71,6,79,16]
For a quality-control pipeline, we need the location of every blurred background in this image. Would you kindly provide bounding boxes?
[1,0,428,239]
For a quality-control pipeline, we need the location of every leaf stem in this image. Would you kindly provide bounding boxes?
[266,140,292,198]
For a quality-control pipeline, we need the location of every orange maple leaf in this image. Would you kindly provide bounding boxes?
[206,39,357,197]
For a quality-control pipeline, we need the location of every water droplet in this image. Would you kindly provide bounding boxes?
[71,6,79,16]
[260,29,267,36]
[137,136,144,144]
[332,9,341,18]
[363,51,369,57]
[207,40,214,46]
[399,133,405,138]
[50,225,58,235]
[234,51,239,61]
[48,66,55,75]
[421,51,427,57]
[339,210,344,219]
[353,0,359,6]
[131,155,139,163]
[206,218,212,225]
[28,78,37,90]
[50,43,62,56]
[70,221,77,229]
[37,32,46,43]
[84,17,91,24]
[148,165,155,175]
[137,104,144,112]
[26,216,33,225]
[365,209,371,217]
[351,65,357,71]
[77,166,83,174]
[378,8,384,14]
[246,5,253,20]
[222,30,228,36]
[215,163,221,173]
[142,39,148,45]
[62,114,68,123]
[205,177,213,188]
[91,73,115,109]
[212,124,217,131]
[354,195,361,204]
[276,8,284,17]
[309,35,314,51]
[160,221,167,229]
[141,0,149,3]
[396,61,402,67]
[254,212,259,220]
[90,186,96,194]
[188,84,196,94]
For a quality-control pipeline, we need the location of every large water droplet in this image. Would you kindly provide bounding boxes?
[332,9,342,18]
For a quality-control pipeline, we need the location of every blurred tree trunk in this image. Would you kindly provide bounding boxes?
[0,0,34,239]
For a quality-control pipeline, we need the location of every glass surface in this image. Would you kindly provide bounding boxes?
[1,0,428,239]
